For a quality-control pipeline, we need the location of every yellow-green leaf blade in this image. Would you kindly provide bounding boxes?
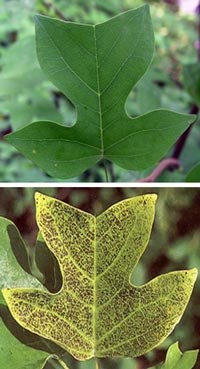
[96,269,197,357]
[2,193,198,361]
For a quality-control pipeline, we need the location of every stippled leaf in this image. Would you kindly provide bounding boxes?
[2,193,197,361]
[6,6,196,179]
[149,342,199,369]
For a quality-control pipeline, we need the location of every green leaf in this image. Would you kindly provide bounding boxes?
[186,163,200,182]
[0,36,62,131]
[0,216,61,291]
[6,6,196,179]
[0,317,49,369]
[149,342,199,369]
[0,217,42,290]
[2,193,197,361]
[183,63,200,106]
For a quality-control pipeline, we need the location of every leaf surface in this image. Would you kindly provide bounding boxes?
[149,342,199,369]
[0,36,62,131]
[6,6,196,178]
[2,193,197,361]
[0,217,50,369]
[0,316,49,369]
[0,217,42,291]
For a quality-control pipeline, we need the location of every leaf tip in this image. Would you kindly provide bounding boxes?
[142,3,150,11]
[151,193,158,201]
[144,193,158,205]
[190,267,198,282]
[34,13,43,24]
[189,114,197,124]
[183,267,198,291]
[35,191,42,200]
[35,192,55,213]
[35,192,47,207]
[140,3,151,17]
[4,131,19,147]
[4,132,12,143]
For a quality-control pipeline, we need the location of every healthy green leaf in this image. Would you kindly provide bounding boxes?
[2,193,197,361]
[149,342,199,369]
[183,63,200,106]
[6,6,196,179]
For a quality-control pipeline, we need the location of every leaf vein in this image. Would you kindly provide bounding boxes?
[100,11,145,96]
[17,298,92,343]
[105,126,175,151]
[37,17,98,95]
[97,293,172,344]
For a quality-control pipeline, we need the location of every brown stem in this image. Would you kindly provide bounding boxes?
[137,158,180,182]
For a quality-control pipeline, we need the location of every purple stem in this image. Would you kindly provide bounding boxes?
[137,158,180,183]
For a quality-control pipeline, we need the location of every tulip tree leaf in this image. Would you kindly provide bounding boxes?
[149,342,199,369]
[0,217,72,369]
[2,193,197,362]
[6,6,196,179]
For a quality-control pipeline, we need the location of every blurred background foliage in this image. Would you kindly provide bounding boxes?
[0,0,200,182]
[0,187,199,368]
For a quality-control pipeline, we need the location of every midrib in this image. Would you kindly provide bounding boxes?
[93,217,97,355]
[93,25,104,157]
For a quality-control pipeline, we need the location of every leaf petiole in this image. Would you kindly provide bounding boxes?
[45,355,70,369]
[103,160,109,182]
[57,358,69,369]
[95,358,100,369]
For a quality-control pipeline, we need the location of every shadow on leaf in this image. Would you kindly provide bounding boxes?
[7,224,62,293]
[0,303,76,367]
